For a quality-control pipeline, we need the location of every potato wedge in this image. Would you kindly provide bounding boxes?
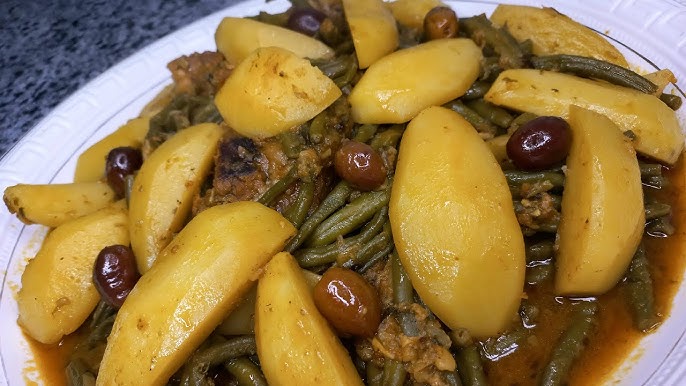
[343,0,398,69]
[555,107,644,296]
[129,122,222,273]
[390,106,525,338]
[215,17,334,65]
[74,117,149,182]
[490,5,628,68]
[349,38,482,124]
[215,46,341,139]
[387,0,445,30]
[484,69,684,165]
[97,202,295,386]
[255,252,363,386]
[4,181,116,228]
[17,202,129,344]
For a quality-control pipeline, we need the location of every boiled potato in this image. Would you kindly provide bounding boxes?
[4,181,116,228]
[215,46,341,139]
[255,252,363,386]
[215,17,334,65]
[484,69,684,164]
[97,202,295,386]
[555,107,644,296]
[349,38,482,124]
[490,5,628,68]
[387,0,445,29]
[129,122,222,273]
[342,0,398,69]
[17,202,128,344]
[389,106,525,338]
[74,117,149,182]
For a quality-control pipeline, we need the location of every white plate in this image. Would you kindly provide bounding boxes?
[1,0,685,385]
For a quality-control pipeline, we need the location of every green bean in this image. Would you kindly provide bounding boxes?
[461,14,526,69]
[124,174,135,207]
[462,81,492,100]
[443,100,498,137]
[333,55,359,88]
[643,175,668,190]
[660,93,683,110]
[285,181,353,252]
[360,238,394,273]
[481,327,528,360]
[644,202,671,221]
[354,124,379,143]
[540,301,598,386]
[391,250,414,304]
[526,264,554,285]
[480,56,503,81]
[646,216,675,237]
[367,362,384,386]
[313,54,354,79]
[224,357,268,386]
[85,313,116,348]
[308,111,328,144]
[445,370,465,386]
[520,300,540,327]
[307,188,390,247]
[531,55,658,94]
[284,181,316,228]
[181,335,258,386]
[89,300,115,329]
[505,170,565,189]
[370,125,404,150]
[66,358,96,386]
[295,206,387,267]
[639,162,663,178]
[381,359,406,386]
[466,99,514,129]
[249,10,289,26]
[625,245,660,332]
[345,222,392,267]
[278,130,306,158]
[525,240,555,263]
[509,112,538,131]
[257,166,298,205]
[455,345,488,386]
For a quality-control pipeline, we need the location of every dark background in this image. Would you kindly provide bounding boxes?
[0,0,244,158]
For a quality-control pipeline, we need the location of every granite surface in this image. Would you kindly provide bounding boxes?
[0,0,244,158]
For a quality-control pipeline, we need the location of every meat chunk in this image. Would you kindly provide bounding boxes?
[167,51,233,97]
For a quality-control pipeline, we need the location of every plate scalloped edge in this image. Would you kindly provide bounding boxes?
[1,0,685,385]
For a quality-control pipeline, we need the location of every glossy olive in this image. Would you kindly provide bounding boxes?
[424,7,459,41]
[334,140,386,191]
[93,244,140,308]
[106,146,143,198]
[506,116,572,170]
[313,267,382,337]
[287,7,326,36]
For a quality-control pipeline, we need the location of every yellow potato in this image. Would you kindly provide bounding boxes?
[129,122,222,273]
[349,38,482,124]
[4,181,116,228]
[17,202,129,344]
[555,107,644,296]
[387,0,445,30]
[255,252,364,386]
[74,117,149,182]
[485,69,684,165]
[97,202,295,386]
[342,0,398,69]
[490,5,628,68]
[215,46,341,139]
[215,17,334,65]
[390,106,525,338]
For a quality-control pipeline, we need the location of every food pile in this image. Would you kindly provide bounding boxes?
[3,0,684,385]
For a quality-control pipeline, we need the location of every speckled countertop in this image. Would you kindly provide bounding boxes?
[0,0,243,158]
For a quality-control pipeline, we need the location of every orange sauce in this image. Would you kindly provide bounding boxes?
[484,155,686,385]
[24,157,686,386]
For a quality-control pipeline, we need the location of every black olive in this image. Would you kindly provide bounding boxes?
[93,245,140,308]
[105,146,143,198]
[506,116,572,170]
